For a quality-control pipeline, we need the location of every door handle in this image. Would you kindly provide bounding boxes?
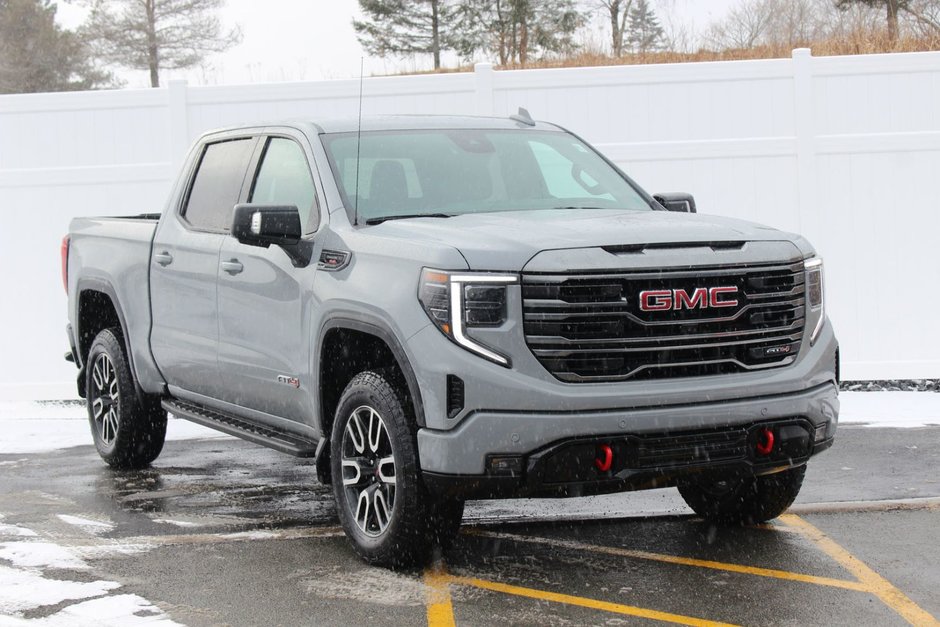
[154,251,173,266]
[221,259,244,275]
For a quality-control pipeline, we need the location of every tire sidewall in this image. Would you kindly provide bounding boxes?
[330,371,425,563]
[86,330,134,460]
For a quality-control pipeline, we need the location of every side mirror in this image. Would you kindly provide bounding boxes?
[653,193,697,213]
[232,204,302,247]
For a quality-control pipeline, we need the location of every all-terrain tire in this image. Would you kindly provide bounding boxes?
[678,466,806,525]
[85,328,167,469]
[330,370,461,568]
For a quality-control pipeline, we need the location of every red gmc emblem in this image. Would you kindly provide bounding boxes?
[639,287,739,311]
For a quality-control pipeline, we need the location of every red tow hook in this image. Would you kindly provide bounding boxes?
[594,444,613,472]
[756,427,775,456]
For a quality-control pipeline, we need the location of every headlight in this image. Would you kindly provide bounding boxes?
[804,258,825,344]
[418,268,517,366]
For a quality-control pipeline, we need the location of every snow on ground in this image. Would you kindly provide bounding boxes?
[0,519,181,626]
[838,391,940,428]
[0,401,232,455]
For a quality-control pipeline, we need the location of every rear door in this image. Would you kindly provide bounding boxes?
[150,135,258,400]
[216,131,325,426]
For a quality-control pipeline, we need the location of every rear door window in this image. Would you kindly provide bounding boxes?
[249,137,319,233]
[183,138,256,231]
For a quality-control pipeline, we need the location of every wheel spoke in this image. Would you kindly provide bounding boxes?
[354,489,371,532]
[92,362,104,391]
[346,410,366,454]
[377,456,396,485]
[341,459,366,487]
[367,408,382,453]
[373,489,391,532]
[92,398,104,420]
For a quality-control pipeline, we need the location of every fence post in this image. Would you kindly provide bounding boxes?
[474,63,495,116]
[167,79,189,171]
[792,48,816,236]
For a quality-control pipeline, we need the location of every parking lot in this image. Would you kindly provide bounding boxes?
[1,419,938,626]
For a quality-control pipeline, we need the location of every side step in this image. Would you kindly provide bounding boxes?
[162,398,318,458]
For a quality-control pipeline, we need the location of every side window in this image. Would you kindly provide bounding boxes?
[250,138,318,232]
[183,138,256,231]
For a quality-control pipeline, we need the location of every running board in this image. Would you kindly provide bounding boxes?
[162,398,318,458]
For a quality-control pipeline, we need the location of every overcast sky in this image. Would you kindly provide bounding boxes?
[55,0,739,88]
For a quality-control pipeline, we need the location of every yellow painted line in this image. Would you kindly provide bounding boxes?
[780,514,940,627]
[464,529,867,592]
[424,565,457,627]
[448,574,738,627]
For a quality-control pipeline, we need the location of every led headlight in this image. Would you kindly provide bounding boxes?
[804,258,825,344]
[418,269,517,366]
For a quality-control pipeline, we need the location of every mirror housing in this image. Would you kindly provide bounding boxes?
[653,193,697,213]
[232,204,302,247]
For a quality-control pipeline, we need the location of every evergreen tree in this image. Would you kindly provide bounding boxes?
[79,0,241,88]
[0,0,113,93]
[354,0,454,70]
[453,0,583,66]
[626,0,664,53]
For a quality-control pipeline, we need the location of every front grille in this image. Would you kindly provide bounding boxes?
[522,261,806,382]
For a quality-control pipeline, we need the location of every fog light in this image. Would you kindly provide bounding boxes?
[488,456,522,477]
[814,424,827,443]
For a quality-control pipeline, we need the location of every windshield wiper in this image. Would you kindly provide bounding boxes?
[364,213,454,225]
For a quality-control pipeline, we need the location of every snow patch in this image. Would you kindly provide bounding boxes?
[0,542,88,571]
[0,524,38,538]
[152,519,201,528]
[2,594,184,626]
[0,402,233,455]
[0,565,119,614]
[839,391,940,428]
[57,515,115,536]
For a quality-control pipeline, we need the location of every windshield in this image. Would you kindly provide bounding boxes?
[321,129,654,223]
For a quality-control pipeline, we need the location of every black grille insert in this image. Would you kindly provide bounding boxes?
[522,261,806,382]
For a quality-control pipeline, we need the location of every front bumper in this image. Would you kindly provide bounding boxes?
[418,381,838,499]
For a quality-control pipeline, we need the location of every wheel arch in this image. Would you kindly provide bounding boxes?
[75,278,140,400]
[315,315,426,484]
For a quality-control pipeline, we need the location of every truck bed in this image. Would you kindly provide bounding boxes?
[67,215,162,393]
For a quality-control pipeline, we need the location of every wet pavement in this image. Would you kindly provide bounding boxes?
[1,422,938,626]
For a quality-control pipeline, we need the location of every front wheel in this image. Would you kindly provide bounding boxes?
[330,371,461,568]
[86,328,167,469]
[678,466,806,525]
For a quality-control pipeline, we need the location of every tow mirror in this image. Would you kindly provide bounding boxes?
[232,204,302,247]
[653,193,697,213]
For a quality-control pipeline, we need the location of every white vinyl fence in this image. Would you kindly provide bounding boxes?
[1,48,938,400]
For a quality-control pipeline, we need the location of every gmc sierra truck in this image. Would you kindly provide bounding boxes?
[63,113,839,567]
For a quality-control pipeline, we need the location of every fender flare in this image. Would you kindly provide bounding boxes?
[316,314,427,431]
[75,278,147,400]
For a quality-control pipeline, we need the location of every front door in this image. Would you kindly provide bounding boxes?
[216,134,324,426]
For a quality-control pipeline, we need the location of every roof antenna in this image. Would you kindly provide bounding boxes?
[510,107,535,127]
[353,57,364,226]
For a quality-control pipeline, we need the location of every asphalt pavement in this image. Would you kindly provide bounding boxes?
[0,422,938,626]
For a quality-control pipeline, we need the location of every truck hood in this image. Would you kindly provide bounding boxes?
[369,209,812,271]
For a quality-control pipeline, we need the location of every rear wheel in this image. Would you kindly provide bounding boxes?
[330,370,462,567]
[678,466,806,525]
[86,329,166,469]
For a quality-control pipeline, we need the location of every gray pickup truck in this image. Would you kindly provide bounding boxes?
[63,113,839,566]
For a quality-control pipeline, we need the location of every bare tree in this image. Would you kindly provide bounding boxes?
[78,0,241,87]
[835,0,908,41]
[597,0,633,56]
[706,0,776,49]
